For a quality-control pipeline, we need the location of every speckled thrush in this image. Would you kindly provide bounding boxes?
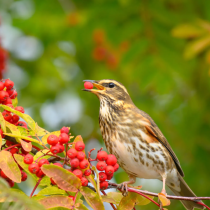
[83,79,204,210]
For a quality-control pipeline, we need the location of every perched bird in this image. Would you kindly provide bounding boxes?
[83,79,204,210]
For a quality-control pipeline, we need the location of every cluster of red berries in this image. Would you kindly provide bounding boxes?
[0,46,7,79]
[47,127,70,155]
[96,151,119,190]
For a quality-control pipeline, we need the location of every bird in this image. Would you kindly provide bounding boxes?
[83,79,204,210]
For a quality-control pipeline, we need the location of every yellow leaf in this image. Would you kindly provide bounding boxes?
[101,195,117,204]
[0,112,6,132]
[12,97,18,108]
[3,133,39,143]
[42,131,60,145]
[35,123,49,136]
[20,139,32,152]
[158,193,170,206]
[107,192,123,204]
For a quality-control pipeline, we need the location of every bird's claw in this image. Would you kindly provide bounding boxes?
[117,182,128,196]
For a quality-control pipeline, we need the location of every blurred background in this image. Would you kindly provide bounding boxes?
[0,0,210,209]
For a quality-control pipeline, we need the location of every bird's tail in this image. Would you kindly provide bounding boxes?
[168,174,205,210]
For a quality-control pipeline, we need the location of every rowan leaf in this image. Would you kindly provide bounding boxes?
[12,97,18,107]
[39,175,51,186]
[91,165,101,197]
[20,139,32,152]
[42,164,81,191]
[118,191,137,210]
[135,193,154,205]
[75,203,89,210]
[39,195,74,209]
[34,149,52,160]
[0,134,2,149]
[42,131,60,145]
[107,192,123,204]
[80,186,105,210]
[35,123,49,136]
[0,112,6,132]
[158,193,170,206]
[101,195,118,204]
[0,151,21,183]
[0,104,36,130]
[37,186,66,196]
[5,121,21,142]
[3,133,39,143]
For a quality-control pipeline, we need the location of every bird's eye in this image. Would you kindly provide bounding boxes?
[108,83,115,88]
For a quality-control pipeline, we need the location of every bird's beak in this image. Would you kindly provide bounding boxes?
[82,80,105,93]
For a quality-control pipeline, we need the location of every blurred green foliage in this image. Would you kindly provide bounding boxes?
[1,0,210,209]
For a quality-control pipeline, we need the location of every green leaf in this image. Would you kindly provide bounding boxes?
[4,133,39,143]
[80,186,105,210]
[20,139,32,152]
[39,195,74,209]
[75,203,89,210]
[0,112,6,132]
[34,149,52,160]
[12,97,18,108]
[107,192,123,204]
[42,131,60,145]
[184,36,210,59]
[42,164,81,192]
[37,186,66,196]
[0,105,36,130]
[101,195,118,204]
[0,151,21,183]
[39,176,51,186]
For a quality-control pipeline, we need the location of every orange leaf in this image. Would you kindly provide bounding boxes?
[20,139,32,152]
[158,193,170,206]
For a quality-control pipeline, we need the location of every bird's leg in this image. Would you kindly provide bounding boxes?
[160,176,167,196]
[117,175,136,196]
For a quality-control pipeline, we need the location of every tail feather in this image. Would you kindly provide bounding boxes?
[168,174,205,210]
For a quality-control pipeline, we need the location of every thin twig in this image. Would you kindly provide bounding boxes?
[30,177,42,197]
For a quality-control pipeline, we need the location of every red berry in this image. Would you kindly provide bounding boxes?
[10,90,17,99]
[106,174,113,180]
[60,126,69,134]
[53,163,63,167]
[106,154,117,166]
[4,79,14,90]
[0,129,4,138]
[70,158,80,168]
[59,133,69,144]
[6,140,12,146]
[2,110,12,121]
[75,141,85,151]
[105,165,114,175]
[21,171,27,181]
[99,172,107,182]
[5,104,14,108]
[50,178,56,185]
[38,159,49,167]
[50,145,60,154]
[77,152,85,161]
[81,177,88,186]
[28,163,39,174]
[56,143,65,153]
[1,170,8,179]
[6,88,14,96]
[0,81,4,91]
[113,163,119,172]
[84,81,93,89]
[96,161,107,171]
[10,147,18,155]
[72,169,83,179]
[84,169,92,176]
[8,180,14,188]
[79,159,89,169]
[47,135,59,146]
[15,106,25,113]
[97,151,108,161]
[24,154,33,164]
[12,114,19,123]
[21,147,28,155]
[16,121,27,129]
[2,97,12,105]
[36,169,45,178]
[67,148,78,159]
[100,181,108,190]
[0,90,9,101]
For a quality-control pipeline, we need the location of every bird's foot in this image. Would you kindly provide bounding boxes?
[160,189,167,197]
[117,182,128,196]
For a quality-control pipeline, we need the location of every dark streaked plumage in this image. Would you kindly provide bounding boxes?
[83,79,204,210]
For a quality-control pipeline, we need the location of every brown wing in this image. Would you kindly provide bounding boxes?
[138,109,184,177]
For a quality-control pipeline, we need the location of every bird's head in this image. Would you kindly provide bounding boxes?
[83,79,133,105]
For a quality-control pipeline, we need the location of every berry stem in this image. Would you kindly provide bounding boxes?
[30,177,43,198]
[35,151,50,163]
[4,144,21,151]
[101,190,117,210]
[197,202,210,210]
[71,190,79,210]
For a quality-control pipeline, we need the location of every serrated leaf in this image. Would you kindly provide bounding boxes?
[12,97,18,107]
[107,192,123,204]
[39,195,74,209]
[42,131,60,145]
[0,105,36,130]
[4,133,39,143]
[20,139,32,152]
[0,112,6,132]
[158,193,170,206]
[184,36,210,59]
[37,186,66,196]
[101,195,117,204]
[0,151,21,183]
[80,186,105,210]
[34,149,52,160]
[42,164,81,192]
[172,24,205,38]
